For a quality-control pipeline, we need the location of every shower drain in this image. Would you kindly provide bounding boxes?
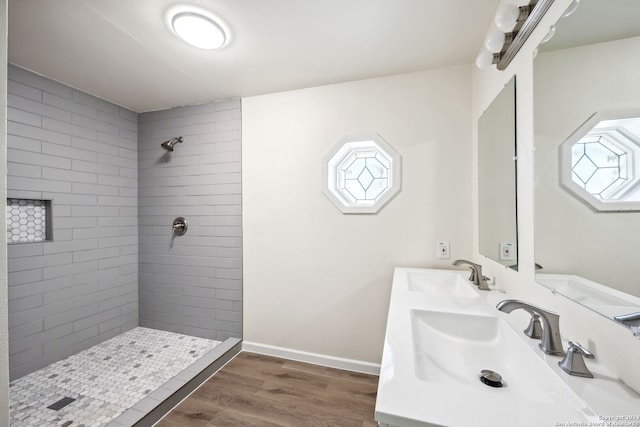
[47,396,76,411]
[479,369,504,388]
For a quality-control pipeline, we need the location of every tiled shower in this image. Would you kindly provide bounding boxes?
[6,64,242,425]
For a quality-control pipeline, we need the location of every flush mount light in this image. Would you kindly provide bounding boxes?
[171,11,226,49]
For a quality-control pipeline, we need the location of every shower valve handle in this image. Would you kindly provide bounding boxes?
[172,217,188,236]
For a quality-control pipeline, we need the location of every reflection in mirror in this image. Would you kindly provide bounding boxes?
[534,0,640,329]
[479,77,518,268]
[559,111,640,211]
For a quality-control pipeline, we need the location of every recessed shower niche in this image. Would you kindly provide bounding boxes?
[6,198,53,244]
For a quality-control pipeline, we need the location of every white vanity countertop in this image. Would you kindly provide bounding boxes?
[374,267,640,427]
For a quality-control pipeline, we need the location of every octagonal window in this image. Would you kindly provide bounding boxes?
[322,134,401,214]
[560,111,640,211]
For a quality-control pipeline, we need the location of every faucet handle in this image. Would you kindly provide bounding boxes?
[524,313,543,339]
[468,269,477,282]
[568,341,594,359]
[558,341,594,378]
[478,275,491,291]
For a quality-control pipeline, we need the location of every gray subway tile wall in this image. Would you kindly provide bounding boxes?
[6,65,243,381]
[7,65,139,380]
[138,100,242,342]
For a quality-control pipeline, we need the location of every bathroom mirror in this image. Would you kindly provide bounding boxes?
[534,0,640,328]
[478,77,518,268]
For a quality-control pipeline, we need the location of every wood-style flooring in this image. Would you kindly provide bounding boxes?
[156,351,379,427]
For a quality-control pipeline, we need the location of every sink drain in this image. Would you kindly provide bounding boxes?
[480,369,504,387]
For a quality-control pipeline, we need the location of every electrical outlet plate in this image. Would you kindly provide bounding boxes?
[499,243,515,261]
[437,242,450,259]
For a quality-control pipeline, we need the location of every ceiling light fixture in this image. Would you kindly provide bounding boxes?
[171,11,227,49]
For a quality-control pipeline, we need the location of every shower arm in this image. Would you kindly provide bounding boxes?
[161,136,183,151]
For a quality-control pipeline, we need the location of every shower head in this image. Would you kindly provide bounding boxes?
[161,136,183,152]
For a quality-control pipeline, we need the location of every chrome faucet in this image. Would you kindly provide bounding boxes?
[496,299,566,356]
[452,259,490,291]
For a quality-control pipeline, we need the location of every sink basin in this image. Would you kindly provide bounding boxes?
[411,309,507,385]
[409,309,591,422]
[405,269,478,298]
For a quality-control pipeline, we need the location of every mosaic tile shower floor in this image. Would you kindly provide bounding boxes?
[9,327,221,426]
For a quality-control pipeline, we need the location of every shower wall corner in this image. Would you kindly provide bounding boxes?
[137,99,243,344]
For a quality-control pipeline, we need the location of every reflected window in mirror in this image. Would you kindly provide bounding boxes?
[533,0,640,329]
[478,77,518,269]
[571,137,627,198]
[559,111,640,211]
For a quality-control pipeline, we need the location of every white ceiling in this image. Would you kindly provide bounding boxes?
[8,0,499,113]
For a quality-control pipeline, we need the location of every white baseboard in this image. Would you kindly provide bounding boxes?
[241,341,381,375]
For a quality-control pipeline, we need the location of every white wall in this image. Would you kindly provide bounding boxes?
[1,0,9,423]
[473,0,640,393]
[242,66,473,365]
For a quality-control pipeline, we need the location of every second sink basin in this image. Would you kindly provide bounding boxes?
[405,269,478,298]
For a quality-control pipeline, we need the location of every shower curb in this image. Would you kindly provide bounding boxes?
[106,337,242,427]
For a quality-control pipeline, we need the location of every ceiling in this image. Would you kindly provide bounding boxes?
[8,0,499,113]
